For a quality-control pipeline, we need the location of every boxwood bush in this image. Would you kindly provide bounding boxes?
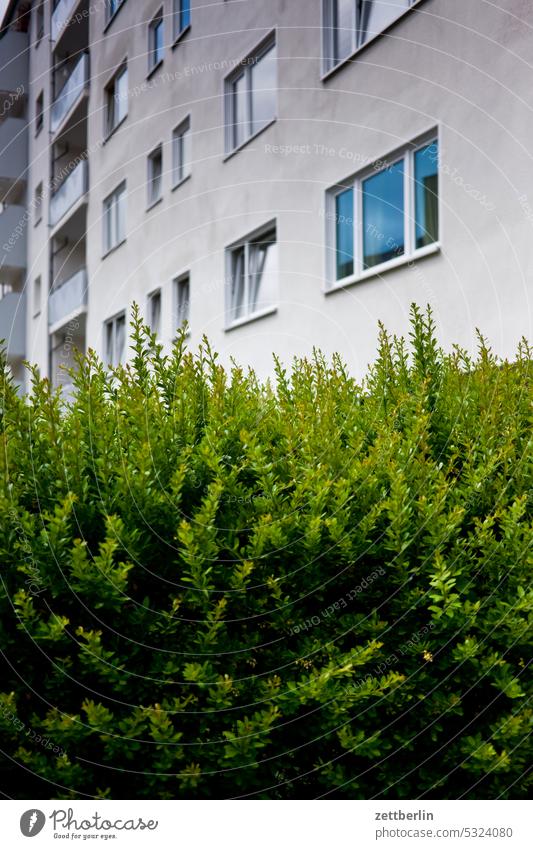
[0,305,531,799]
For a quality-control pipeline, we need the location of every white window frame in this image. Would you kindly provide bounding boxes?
[103,181,126,255]
[104,310,127,366]
[225,220,278,329]
[322,0,421,76]
[104,61,128,137]
[173,0,191,42]
[172,116,191,187]
[148,8,164,74]
[174,272,190,332]
[147,288,162,335]
[224,32,277,154]
[147,144,163,207]
[325,130,439,291]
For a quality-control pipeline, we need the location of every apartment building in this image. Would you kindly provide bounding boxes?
[0,0,531,391]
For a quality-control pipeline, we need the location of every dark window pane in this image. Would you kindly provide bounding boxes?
[415,141,438,249]
[180,0,191,31]
[335,188,354,279]
[362,160,404,269]
[230,246,246,320]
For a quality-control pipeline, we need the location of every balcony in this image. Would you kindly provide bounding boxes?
[52,0,82,42]
[51,53,89,135]
[48,268,87,329]
[0,291,26,359]
[0,30,29,94]
[0,117,27,196]
[50,0,87,43]
[50,160,87,228]
[0,204,27,272]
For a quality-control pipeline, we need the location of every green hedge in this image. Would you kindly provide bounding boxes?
[0,305,531,799]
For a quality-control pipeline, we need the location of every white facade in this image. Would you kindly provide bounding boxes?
[0,0,532,389]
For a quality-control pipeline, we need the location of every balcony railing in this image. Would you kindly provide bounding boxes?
[51,0,81,42]
[51,53,89,134]
[0,291,25,358]
[0,30,29,94]
[0,205,27,270]
[49,268,87,328]
[50,160,87,227]
[0,117,27,187]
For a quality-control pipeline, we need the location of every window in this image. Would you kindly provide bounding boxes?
[172,117,191,186]
[34,182,43,225]
[147,145,163,206]
[148,9,164,73]
[323,0,419,72]
[147,289,162,335]
[414,143,439,249]
[106,0,126,24]
[105,312,126,365]
[173,0,190,40]
[174,273,190,330]
[35,0,44,42]
[33,276,41,317]
[35,91,44,135]
[362,160,405,269]
[225,35,277,153]
[105,63,128,136]
[103,182,126,254]
[327,136,438,287]
[226,224,277,326]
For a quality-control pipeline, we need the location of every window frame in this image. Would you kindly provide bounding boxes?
[147,288,162,336]
[224,31,277,156]
[225,219,278,330]
[325,130,440,292]
[105,0,127,28]
[35,0,44,43]
[104,60,128,139]
[172,116,191,188]
[33,275,42,318]
[35,90,44,136]
[174,271,191,333]
[148,8,165,75]
[321,0,424,77]
[104,310,127,366]
[34,182,43,226]
[102,181,127,256]
[173,0,191,44]
[147,144,163,208]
